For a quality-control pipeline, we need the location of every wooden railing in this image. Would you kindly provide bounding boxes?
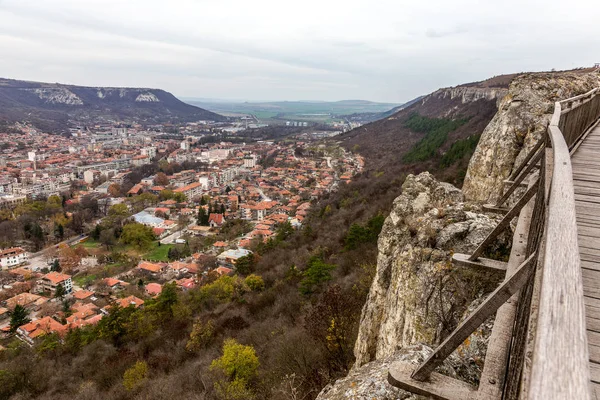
[388,86,600,399]
[528,88,600,400]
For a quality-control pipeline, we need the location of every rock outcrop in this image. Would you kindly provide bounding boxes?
[463,71,600,203]
[352,172,506,368]
[317,173,507,400]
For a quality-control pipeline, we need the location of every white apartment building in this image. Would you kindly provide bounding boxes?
[0,247,28,269]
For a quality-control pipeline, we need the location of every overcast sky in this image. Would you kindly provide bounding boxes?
[0,0,598,103]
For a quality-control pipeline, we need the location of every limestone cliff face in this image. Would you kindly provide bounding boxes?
[317,173,507,399]
[425,86,507,106]
[352,173,506,367]
[462,71,600,203]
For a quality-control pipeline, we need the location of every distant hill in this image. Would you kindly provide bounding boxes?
[0,78,226,133]
[340,74,517,185]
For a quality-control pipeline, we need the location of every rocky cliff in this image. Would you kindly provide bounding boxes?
[462,71,600,203]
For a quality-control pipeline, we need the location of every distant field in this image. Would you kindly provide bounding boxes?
[185,99,400,124]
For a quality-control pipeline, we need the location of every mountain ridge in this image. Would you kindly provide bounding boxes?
[0,78,226,133]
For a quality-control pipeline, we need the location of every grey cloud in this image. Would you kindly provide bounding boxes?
[0,0,599,102]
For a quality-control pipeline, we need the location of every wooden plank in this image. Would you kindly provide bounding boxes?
[586,304,600,320]
[578,226,600,238]
[582,253,600,264]
[589,331,600,348]
[581,250,600,260]
[452,253,508,272]
[529,123,590,400]
[482,204,509,214]
[590,381,600,400]
[589,342,600,363]
[588,362,600,384]
[586,296,600,309]
[388,362,477,400]
[411,253,537,381]
[583,261,600,272]
[584,285,600,300]
[588,317,600,333]
[576,194,600,204]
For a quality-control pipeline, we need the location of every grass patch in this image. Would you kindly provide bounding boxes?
[74,274,97,287]
[142,242,174,262]
[75,239,101,249]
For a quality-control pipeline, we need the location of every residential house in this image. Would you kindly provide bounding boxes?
[40,271,73,294]
[103,278,129,291]
[73,290,95,302]
[5,293,47,312]
[145,283,162,296]
[216,248,252,269]
[115,295,144,309]
[174,182,203,199]
[17,317,67,344]
[138,261,164,276]
[176,277,196,291]
[0,247,28,270]
[208,213,225,228]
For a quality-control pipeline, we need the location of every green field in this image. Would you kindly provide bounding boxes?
[77,239,101,249]
[185,99,399,124]
[143,243,174,262]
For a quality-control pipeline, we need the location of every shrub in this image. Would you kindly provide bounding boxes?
[123,360,148,391]
[299,255,336,295]
[244,274,265,292]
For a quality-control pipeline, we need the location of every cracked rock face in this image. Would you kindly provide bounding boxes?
[353,172,507,368]
[463,71,600,203]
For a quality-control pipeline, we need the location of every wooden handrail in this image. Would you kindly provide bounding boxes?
[527,90,600,399]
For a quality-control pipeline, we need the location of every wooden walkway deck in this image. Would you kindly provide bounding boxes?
[571,122,600,398]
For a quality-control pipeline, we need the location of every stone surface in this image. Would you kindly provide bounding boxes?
[463,71,600,203]
[353,173,507,368]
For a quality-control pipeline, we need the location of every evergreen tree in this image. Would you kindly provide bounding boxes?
[10,304,30,332]
[55,283,66,299]
[91,224,102,240]
[55,223,64,240]
[51,259,61,272]
[197,207,206,225]
[220,203,226,214]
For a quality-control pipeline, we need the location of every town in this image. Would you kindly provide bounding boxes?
[0,118,363,345]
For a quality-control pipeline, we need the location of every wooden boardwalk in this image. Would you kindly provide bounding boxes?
[571,122,600,398]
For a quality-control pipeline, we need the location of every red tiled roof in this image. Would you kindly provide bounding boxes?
[43,271,71,284]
